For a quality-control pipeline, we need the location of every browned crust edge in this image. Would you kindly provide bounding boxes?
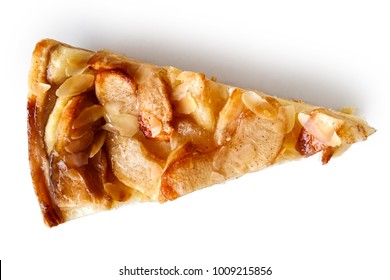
[28,39,64,226]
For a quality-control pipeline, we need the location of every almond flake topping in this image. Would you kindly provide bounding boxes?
[298,112,344,147]
[56,74,95,97]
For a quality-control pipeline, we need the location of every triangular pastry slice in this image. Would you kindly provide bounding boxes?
[28,39,375,226]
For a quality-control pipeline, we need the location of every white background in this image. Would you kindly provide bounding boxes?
[0,0,389,279]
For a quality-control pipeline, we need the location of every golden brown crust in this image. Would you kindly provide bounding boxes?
[28,39,66,226]
[28,98,64,227]
[28,39,376,226]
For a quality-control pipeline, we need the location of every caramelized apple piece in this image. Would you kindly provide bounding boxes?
[136,68,173,141]
[105,133,163,200]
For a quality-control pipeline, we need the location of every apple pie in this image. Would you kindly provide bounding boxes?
[27,39,375,226]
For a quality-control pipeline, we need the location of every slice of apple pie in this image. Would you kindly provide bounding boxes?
[28,39,375,226]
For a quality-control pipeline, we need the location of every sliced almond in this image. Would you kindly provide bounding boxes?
[312,111,344,131]
[101,122,118,134]
[110,113,138,137]
[65,52,94,76]
[103,101,123,121]
[56,74,95,97]
[298,113,311,126]
[227,87,236,96]
[89,130,107,158]
[65,65,91,78]
[242,91,277,118]
[171,82,191,101]
[64,130,94,154]
[149,116,162,138]
[175,93,197,114]
[279,105,296,134]
[35,82,51,94]
[298,112,342,147]
[72,105,104,129]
